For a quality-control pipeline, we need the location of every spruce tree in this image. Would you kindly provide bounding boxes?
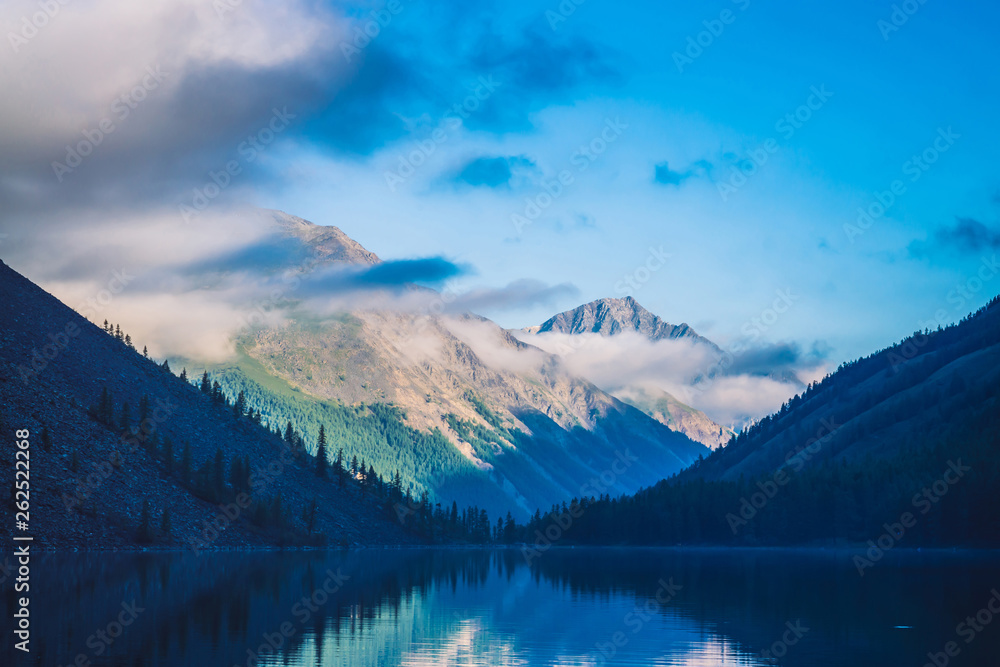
[305,497,318,535]
[97,386,113,425]
[316,425,328,477]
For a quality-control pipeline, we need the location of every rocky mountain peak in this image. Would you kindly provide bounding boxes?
[534,296,717,350]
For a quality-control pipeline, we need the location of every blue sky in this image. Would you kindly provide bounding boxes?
[1,0,998,368]
[261,0,1000,364]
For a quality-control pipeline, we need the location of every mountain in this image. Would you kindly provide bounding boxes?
[552,295,1000,547]
[187,212,708,521]
[521,296,732,448]
[532,296,720,351]
[269,209,381,266]
[613,386,732,449]
[0,258,420,549]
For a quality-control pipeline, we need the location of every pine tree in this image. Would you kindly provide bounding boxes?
[138,394,150,424]
[119,401,131,432]
[393,470,403,502]
[316,425,328,477]
[115,323,122,340]
[124,334,134,350]
[233,390,246,418]
[305,497,318,535]
[284,421,295,444]
[351,455,359,478]
[143,345,149,358]
[200,371,211,394]
[161,359,171,373]
[336,448,345,487]
[180,367,187,382]
[96,386,114,425]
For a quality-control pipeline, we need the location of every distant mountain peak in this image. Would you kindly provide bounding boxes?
[265,209,381,266]
[532,296,718,350]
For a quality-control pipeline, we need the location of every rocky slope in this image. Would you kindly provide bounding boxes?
[521,296,732,448]
[613,386,732,449]
[189,212,709,519]
[533,296,720,350]
[0,258,420,550]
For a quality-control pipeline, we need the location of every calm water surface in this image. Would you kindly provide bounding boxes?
[3,548,999,666]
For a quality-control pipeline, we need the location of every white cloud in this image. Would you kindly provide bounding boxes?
[514,330,825,426]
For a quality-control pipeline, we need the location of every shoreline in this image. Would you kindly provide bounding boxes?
[5,543,1000,556]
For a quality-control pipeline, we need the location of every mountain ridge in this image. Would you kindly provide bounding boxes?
[532,296,720,351]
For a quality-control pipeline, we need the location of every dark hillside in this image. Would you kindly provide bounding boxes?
[0,259,420,549]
